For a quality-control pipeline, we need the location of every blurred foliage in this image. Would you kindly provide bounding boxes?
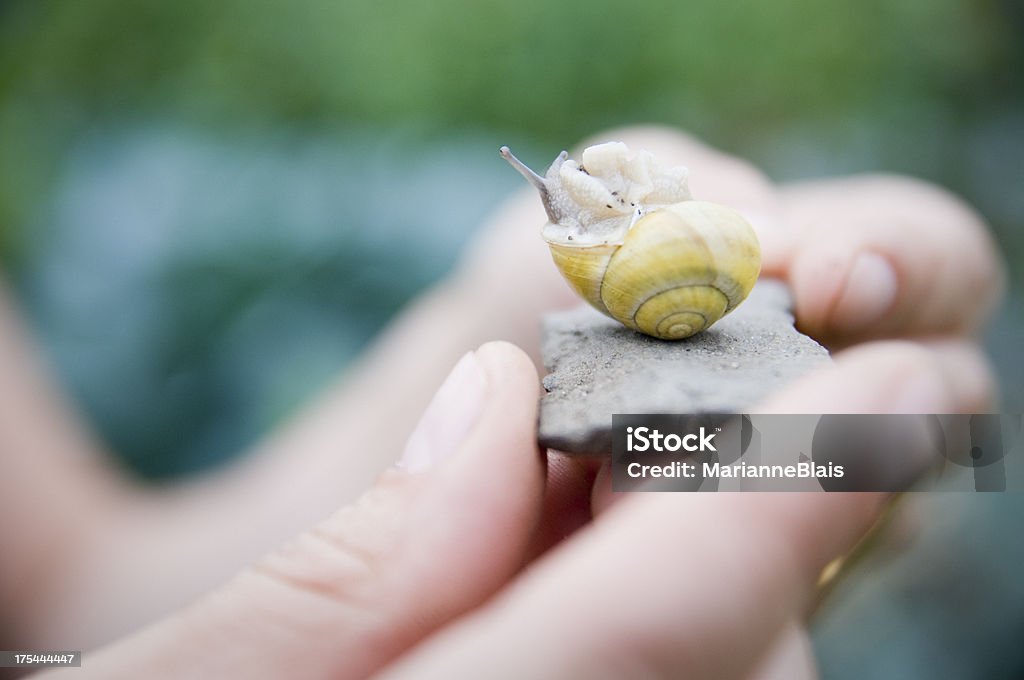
[0,0,1021,478]
[1,0,1006,133]
[1,0,1021,257]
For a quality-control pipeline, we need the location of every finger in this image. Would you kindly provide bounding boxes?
[526,451,602,560]
[589,458,620,517]
[758,338,995,493]
[378,491,884,680]
[68,342,545,680]
[589,339,994,518]
[0,281,131,647]
[780,175,1005,346]
[748,623,818,680]
[757,338,996,415]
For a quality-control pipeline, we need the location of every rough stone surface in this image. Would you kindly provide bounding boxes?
[539,279,831,455]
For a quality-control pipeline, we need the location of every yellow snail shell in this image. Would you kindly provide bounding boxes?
[500,142,761,340]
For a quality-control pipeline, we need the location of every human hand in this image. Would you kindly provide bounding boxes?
[41,338,992,679]
[41,127,1002,678]
[21,342,852,679]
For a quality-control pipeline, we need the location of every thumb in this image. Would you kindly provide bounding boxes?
[63,342,545,680]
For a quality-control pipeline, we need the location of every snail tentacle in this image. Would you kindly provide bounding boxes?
[499,146,565,224]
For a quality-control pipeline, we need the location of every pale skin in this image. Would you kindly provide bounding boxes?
[0,126,1003,678]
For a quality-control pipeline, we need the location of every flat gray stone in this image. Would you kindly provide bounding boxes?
[538,279,830,455]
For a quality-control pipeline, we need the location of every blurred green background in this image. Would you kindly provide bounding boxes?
[0,1,1022,677]
[1,0,1021,478]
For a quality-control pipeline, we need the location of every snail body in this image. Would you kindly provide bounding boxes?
[500,142,761,340]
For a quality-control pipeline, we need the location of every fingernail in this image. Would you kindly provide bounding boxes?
[398,352,488,473]
[830,252,898,333]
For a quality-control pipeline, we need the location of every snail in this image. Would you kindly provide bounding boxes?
[500,142,761,340]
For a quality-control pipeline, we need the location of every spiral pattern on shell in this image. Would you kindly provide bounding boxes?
[547,201,761,340]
